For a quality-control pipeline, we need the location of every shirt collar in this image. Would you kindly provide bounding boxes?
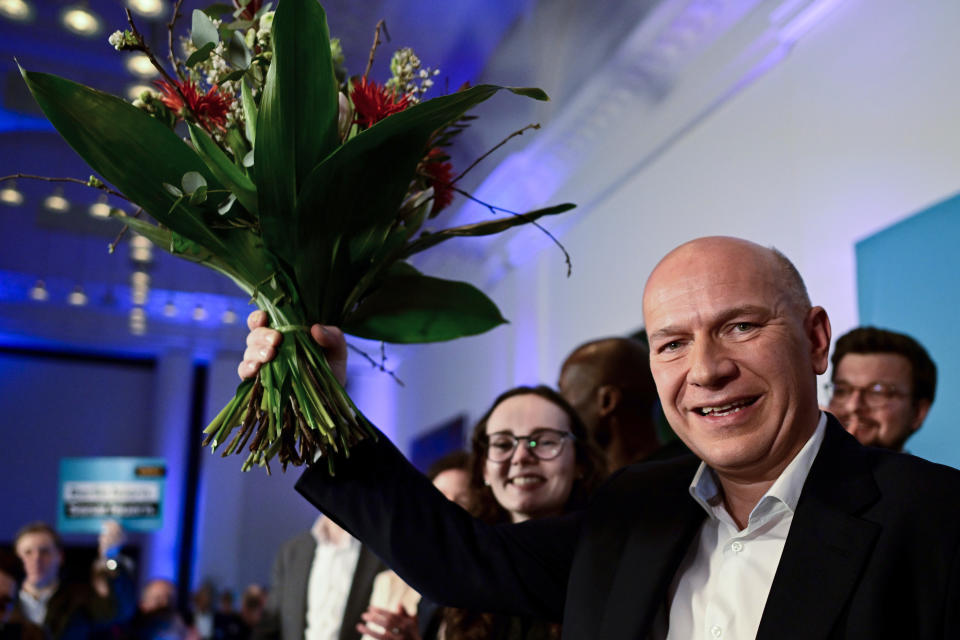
[689,412,828,519]
[311,515,355,549]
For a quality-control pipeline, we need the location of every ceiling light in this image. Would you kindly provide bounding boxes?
[130,234,153,263]
[61,3,102,37]
[125,54,158,78]
[192,304,207,321]
[126,0,165,19]
[131,270,150,306]
[44,187,70,213]
[222,309,238,325]
[0,0,32,21]
[28,280,48,301]
[67,285,88,306]
[0,180,24,206]
[127,83,155,101]
[130,307,147,335]
[163,300,177,317]
[89,194,112,218]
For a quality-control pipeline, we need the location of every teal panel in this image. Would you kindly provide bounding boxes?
[856,192,960,469]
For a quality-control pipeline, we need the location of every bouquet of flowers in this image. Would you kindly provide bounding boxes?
[17,0,574,473]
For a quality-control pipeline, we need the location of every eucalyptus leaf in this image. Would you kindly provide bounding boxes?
[191,9,220,49]
[186,42,216,68]
[190,185,208,204]
[163,182,183,197]
[227,30,251,69]
[181,171,207,194]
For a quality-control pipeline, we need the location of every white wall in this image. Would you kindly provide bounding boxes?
[391,0,960,446]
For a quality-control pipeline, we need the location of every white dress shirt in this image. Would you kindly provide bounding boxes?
[304,516,362,640]
[664,413,827,640]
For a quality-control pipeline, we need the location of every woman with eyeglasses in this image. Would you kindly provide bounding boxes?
[429,385,606,640]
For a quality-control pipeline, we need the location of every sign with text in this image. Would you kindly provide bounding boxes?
[57,457,166,533]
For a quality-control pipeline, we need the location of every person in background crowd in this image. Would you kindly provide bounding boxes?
[239,585,266,632]
[826,326,936,451]
[0,560,43,640]
[140,579,176,614]
[558,336,686,470]
[131,578,195,640]
[190,583,215,640]
[12,520,135,640]
[252,515,384,640]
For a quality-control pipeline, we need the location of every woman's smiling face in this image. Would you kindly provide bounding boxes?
[482,393,577,523]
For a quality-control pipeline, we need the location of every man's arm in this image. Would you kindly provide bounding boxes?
[295,433,581,623]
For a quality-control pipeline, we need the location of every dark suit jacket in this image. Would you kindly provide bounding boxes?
[253,531,384,640]
[296,416,960,639]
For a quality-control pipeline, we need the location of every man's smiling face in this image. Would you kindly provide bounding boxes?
[643,237,831,484]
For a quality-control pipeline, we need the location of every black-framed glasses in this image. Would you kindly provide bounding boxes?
[484,428,574,462]
[824,381,909,409]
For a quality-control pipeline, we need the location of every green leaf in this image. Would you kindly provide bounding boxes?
[188,123,258,214]
[182,171,207,194]
[190,185,208,204]
[241,80,257,147]
[192,9,220,49]
[226,30,251,69]
[19,68,235,260]
[506,87,550,101]
[342,263,507,343]
[400,202,576,258]
[255,0,339,235]
[186,42,216,68]
[293,84,547,319]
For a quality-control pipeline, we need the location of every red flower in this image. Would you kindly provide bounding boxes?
[232,0,263,20]
[421,148,455,214]
[154,78,232,132]
[350,77,411,129]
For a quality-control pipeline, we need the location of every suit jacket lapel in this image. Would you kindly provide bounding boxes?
[757,418,881,639]
[291,533,317,640]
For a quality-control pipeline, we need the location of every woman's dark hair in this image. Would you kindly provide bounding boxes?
[443,386,606,640]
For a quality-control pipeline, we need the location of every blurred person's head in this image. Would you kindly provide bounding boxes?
[559,336,661,470]
[192,582,214,612]
[470,385,605,524]
[240,584,266,627]
[427,450,472,509]
[0,566,16,625]
[14,522,62,591]
[828,326,936,451]
[218,589,234,613]
[141,578,177,613]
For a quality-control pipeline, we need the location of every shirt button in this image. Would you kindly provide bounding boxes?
[711,625,723,638]
[731,541,744,553]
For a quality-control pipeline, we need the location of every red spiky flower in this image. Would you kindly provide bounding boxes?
[421,148,455,214]
[154,78,232,133]
[350,77,411,129]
